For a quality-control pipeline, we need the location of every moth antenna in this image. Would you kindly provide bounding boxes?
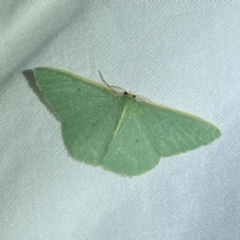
[98,70,118,94]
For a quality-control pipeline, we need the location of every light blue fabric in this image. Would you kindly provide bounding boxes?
[1,1,239,240]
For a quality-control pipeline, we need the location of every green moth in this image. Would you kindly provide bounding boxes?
[33,67,221,177]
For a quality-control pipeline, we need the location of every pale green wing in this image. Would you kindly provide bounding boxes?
[102,98,221,176]
[140,102,221,157]
[34,67,125,166]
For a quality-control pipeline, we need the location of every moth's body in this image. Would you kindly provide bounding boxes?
[102,85,149,104]
[34,67,221,177]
